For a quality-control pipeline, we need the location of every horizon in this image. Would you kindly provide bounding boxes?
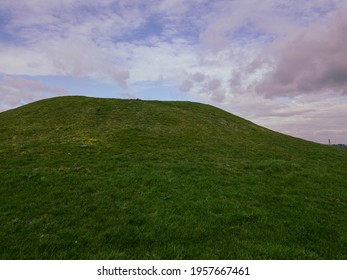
[1,0,346,144]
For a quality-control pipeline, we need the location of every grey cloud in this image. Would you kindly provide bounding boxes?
[210,90,225,102]
[229,71,242,87]
[192,72,206,83]
[179,72,206,92]
[179,79,193,92]
[207,79,221,91]
[256,5,347,97]
[201,78,225,102]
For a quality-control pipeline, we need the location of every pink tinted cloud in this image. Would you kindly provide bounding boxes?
[192,72,206,83]
[1,76,66,94]
[179,79,194,92]
[206,78,221,91]
[256,5,347,98]
[179,72,226,102]
[179,72,207,93]
[200,78,225,102]
[0,76,67,111]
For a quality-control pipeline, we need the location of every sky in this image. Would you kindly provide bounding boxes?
[1,0,347,144]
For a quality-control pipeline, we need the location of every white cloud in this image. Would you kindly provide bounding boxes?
[0,38,130,87]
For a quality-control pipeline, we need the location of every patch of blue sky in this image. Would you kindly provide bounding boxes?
[114,14,200,46]
[232,22,277,45]
[165,20,202,45]
[274,0,337,26]
[115,16,163,45]
[0,12,16,43]
[298,4,337,25]
[163,14,204,45]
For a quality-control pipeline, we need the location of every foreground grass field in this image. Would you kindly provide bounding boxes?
[0,96,346,259]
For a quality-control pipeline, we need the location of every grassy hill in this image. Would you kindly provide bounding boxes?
[0,96,346,259]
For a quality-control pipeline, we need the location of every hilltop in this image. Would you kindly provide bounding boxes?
[0,96,346,259]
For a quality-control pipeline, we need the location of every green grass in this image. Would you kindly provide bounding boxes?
[0,96,346,259]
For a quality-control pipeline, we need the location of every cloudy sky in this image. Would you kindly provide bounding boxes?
[1,0,347,144]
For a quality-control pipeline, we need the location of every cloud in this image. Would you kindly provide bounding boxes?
[256,4,347,97]
[197,0,340,50]
[0,76,67,111]
[0,37,130,87]
[179,80,193,92]
[212,90,347,144]
[1,0,342,92]
[0,0,133,86]
[1,0,347,143]
[156,0,189,15]
[259,95,347,144]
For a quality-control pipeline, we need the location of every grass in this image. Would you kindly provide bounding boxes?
[0,96,346,259]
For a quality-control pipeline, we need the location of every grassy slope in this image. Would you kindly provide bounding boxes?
[0,96,346,259]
